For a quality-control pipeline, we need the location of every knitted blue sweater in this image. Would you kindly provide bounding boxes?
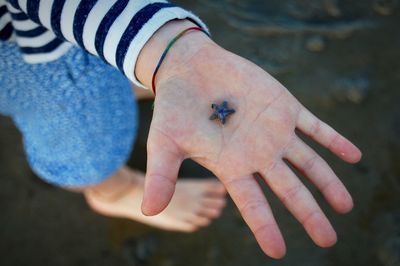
[0,1,207,187]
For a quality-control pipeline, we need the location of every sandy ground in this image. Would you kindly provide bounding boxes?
[1,1,400,265]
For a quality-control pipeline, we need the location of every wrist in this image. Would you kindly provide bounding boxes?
[135,19,214,90]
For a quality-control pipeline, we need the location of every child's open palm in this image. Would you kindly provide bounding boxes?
[140,37,362,259]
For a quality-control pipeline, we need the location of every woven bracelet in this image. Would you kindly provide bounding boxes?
[151,26,210,95]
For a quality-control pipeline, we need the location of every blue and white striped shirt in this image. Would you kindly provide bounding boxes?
[0,0,206,88]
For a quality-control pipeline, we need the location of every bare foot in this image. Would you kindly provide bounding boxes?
[84,166,227,232]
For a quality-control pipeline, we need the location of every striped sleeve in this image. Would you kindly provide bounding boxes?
[0,1,13,40]
[5,0,208,88]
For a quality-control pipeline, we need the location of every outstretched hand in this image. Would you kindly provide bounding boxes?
[137,22,362,259]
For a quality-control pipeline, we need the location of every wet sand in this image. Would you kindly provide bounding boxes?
[1,1,399,265]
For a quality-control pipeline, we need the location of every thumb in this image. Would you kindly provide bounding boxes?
[141,129,183,216]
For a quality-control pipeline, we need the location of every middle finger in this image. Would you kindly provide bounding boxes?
[260,161,337,247]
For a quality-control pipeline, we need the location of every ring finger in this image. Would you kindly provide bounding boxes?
[284,136,353,213]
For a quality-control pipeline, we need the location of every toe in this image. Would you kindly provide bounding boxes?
[198,180,226,197]
[204,181,227,196]
[197,207,223,219]
[179,223,199,233]
[189,179,226,196]
[166,219,200,233]
[188,215,212,227]
[202,198,227,209]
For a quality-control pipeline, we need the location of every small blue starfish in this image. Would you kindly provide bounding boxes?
[210,101,236,125]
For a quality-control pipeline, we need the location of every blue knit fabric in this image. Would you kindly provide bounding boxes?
[0,41,138,187]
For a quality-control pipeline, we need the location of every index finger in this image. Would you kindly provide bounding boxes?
[222,174,286,259]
